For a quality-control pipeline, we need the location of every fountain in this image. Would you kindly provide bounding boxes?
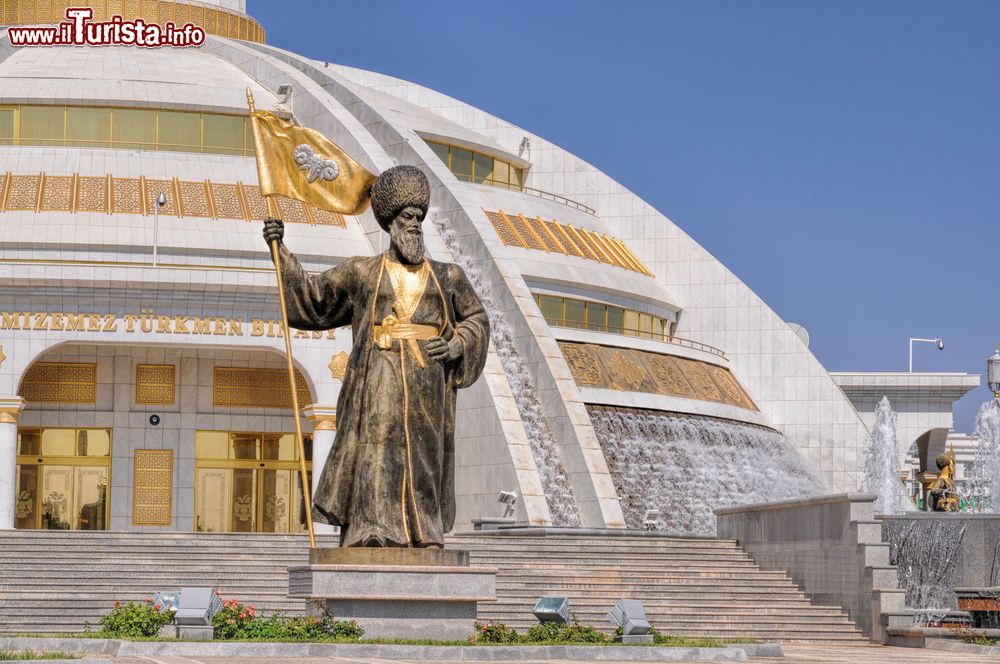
[860,396,911,515]
[588,406,825,535]
[963,352,1000,512]
[878,350,1000,630]
[430,209,581,526]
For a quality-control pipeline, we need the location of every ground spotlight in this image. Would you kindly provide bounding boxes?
[607,598,652,643]
[532,596,570,624]
[498,490,517,518]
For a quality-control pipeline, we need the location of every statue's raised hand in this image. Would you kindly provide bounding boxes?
[427,336,463,363]
[263,217,284,246]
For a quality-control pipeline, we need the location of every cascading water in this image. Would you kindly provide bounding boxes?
[963,401,1000,513]
[883,519,967,621]
[429,209,581,526]
[588,406,825,535]
[859,396,911,515]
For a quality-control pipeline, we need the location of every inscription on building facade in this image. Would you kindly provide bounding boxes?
[0,310,336,340]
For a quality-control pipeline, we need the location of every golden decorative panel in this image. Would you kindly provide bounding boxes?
[328,351,349,381]
[111,176,142,214]
[559,341,757,411]
[143,178,177,216]
[76,176,109,213]
[19,362,97,404]
[177,180,211,218]
[310,207,347,227]
[209,182,244,220]
[276,196,310,226]
[6,174,39,211]
[485,210,526,248]
[240,184,272,221]
[0,0,266,44]
[487,210,654,277]
[0,172,349,228]
[213,367,313,409]
[40,175,74,212]
[503,211,546,251]
[135,364,176,405]
[132,449,174,526]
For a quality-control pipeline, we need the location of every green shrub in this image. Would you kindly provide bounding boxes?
[470,621,519,644]
[523,618,608,644]
[99,600,173,638]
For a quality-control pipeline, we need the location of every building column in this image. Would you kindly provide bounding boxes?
[0,397,25,530]
[303,404,337,536]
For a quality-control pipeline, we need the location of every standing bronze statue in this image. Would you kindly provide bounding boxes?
[928,451,958,512]
[263,165,490,548]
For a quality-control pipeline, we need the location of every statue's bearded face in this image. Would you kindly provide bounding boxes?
[388,206,425,265]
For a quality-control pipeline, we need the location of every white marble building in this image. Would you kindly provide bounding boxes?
[0,0,979,535]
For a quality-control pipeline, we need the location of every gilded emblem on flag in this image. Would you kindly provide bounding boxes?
[295,145,340,184]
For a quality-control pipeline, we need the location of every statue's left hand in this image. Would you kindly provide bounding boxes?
[426,336,463,362]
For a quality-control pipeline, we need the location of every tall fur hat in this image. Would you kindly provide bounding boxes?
[370,165,430,230]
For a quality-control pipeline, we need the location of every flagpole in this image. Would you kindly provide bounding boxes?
[268,219,317,549]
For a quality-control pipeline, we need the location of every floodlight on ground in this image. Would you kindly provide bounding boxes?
[173,587,222,626]
[607,598,652,638]
[532,596,570,624]
[151,591,180,613]
[498,490,517,518]
[642,509,659,531]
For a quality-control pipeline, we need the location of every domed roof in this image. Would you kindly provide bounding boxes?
[0,44,279,113]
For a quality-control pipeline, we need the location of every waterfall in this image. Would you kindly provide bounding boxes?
[964,401,1000,513]
[588,406,825,535]
[883,519,966,619]
[859,396,911,515]
[429,209,581,526]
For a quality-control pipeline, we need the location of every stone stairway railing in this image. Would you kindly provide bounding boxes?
[715,492,913,643]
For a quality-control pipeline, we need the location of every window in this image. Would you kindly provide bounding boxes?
[0,108,15,145]
[66,107,110,148]
[533,293,670,341]
[195,431,312,533]
[157,111,201,153]
[424,139,525,191]
[0,105,255,156]
[15,428,112,531]
[19,107,65,146]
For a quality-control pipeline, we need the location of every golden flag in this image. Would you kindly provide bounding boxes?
[247,89,376,215]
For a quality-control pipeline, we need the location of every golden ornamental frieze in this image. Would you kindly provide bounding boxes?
[559,341,757,412]
[485,209,654,278]
[0,172,346,228]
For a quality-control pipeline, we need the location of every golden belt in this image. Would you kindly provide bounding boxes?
[374,315,439,367]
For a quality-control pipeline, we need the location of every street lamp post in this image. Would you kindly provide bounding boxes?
[988,347,1000,404]
[152,192,167,266]
[909,337,944,373]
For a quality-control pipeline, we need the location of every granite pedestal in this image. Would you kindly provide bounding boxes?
[288,548,496,640]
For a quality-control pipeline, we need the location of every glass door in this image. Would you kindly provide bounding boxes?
[194,431,311,533]
[15,428,112,530]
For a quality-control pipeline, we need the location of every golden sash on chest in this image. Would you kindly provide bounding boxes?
[374,259,438,367]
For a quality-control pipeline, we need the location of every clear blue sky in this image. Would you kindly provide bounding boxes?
[249,1,999,433]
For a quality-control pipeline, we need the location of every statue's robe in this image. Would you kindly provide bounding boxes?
[278,247,489,547]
